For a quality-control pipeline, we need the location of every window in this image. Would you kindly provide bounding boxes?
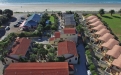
[67,34,68,36]
[12,60,14,63]
[75,57,77,60]
[73,34,75,35]
[65,38,67,39]
[69,59,71,62]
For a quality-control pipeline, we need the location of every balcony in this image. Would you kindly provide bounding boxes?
[105,67,119,75]
[94,50,104,58]
[99,57,111,68]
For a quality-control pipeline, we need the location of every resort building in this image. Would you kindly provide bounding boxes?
[99,45,121,68]
[4,37,31,65]
[4,62,74,75]
[49,28,78,45]
[61,14,76,28]
[57,41,78,64]
[86,15,121,75]
[19,13,41,30]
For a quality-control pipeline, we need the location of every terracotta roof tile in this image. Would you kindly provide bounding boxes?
[106,45,121,58]
[10,38,31,56]
[88,18,100,23]
[86,15,97,20]
[89,21,103,27]
[49,37,55,41]
[119,72,121,75]
[63,28,76,34]
[101,38,119,50]
[54,32,60,38]
[112,55,121,69]
[98,33,114,42]
[95,29,110,36]
[57,41,77,56]
[91,24,106,31]
[4,62,69,75]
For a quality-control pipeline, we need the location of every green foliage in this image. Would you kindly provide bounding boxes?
[85,50,90,55]
[98,14,121,41]
[30,54,36,62]
[99,9,105,16]
[3,9,13,17]
[118,9,121,15]
[19,56,28,62]
[27,13,32,17]
[109,9,115,16]
[46,44,51,49]
[66,11,74,14]
[89,64,95,70]
[76,24,83,33]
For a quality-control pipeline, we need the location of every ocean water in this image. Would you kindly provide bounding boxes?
[0,0,121,4]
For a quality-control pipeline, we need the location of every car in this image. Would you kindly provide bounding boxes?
[18,20,23,24]
[87,70,92,75]
[38,37,42,41]
[14,24,20,27]
[21,17,25,19]
[5,26,10,30]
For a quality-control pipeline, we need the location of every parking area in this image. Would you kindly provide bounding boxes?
[0,13,27,41]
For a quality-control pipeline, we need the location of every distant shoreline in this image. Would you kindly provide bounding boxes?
[0,3,121,12]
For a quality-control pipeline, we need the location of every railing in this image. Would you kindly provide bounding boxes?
[94,50,104,58]
[99,58,109,68]
[104,68,112,75]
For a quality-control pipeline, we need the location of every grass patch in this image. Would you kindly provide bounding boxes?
[50,16,54,23]
[98,14,121,41]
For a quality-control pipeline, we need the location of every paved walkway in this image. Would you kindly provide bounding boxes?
[74,43,87,75]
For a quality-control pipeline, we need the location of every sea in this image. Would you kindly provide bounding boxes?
[0,0,121,5]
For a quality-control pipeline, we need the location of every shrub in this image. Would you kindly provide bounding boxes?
[89,64,95,70]
[85,50,90,55]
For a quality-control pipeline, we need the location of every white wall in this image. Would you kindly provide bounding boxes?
[10,54,25,59]
[4,57,18,65]
[69,71,74,74]
[63,54,74,59]
[66,56,78,64]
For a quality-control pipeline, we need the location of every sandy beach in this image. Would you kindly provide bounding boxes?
[0,4,121,12]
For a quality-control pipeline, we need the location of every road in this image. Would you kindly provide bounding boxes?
[74,42,87,75]
[0,13,27,41]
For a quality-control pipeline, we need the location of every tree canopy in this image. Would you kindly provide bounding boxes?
[109,9,115,16]
[99,9,105,16]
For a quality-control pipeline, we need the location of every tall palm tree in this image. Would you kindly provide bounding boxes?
[109,10,115,16]
[118,9,121,16]
[99,9,105,16]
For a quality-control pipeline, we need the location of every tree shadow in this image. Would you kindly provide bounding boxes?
[102,15,112,19]
[10,17,17,22]
[113,15,121,19]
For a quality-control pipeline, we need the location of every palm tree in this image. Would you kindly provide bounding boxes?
[118,9,121,16]
[99,9,105,16]
[109,10,115,16]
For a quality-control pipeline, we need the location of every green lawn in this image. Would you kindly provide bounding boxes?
[98,14,121,41]
[50,16,54,23]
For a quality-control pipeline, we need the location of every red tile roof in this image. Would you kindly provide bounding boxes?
[4,62,69,75]
[54,32,60,38]
[10,38,31,56]
[49,37,55,41]
[63,28,76,34]
[58,41,77,56]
